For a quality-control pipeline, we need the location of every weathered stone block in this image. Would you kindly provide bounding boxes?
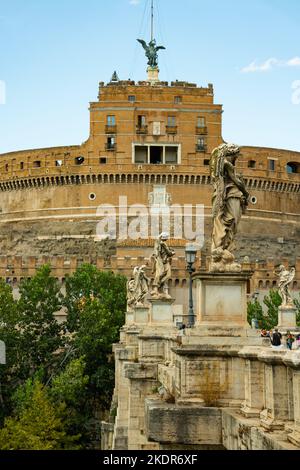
[195,272,251,327]
[145,399,222,445]
[124,363,157,380]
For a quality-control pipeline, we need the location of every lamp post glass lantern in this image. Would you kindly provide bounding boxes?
[185,244,197,327]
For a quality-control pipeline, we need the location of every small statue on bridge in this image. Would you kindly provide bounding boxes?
[274,265,296,307]
[126,265,150,310]
[151,233,175,299]
[209,143,250,272]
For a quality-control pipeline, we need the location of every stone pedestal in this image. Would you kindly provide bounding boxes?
[194,272,252,328]
[126,310,134,325]
[147,66,159,84]
[258,350,289,430]
[134,306,149,325]
[149,297,174,325]
[283,351,300,446]
[239,347,265,418]
[278,306,297,329]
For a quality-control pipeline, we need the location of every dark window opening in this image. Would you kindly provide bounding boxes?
[150,146,163,164]
[268,159,276,171]
[204,159,210,166]
[20,162,24,170]
[106,137,115,150]
[33,160,41,168]
[287,162,300,174]
[128,95,136,103]
[248,160,256,169]
[196,138,206,152]
[75,156,85,165]
[174,96,182,104]
[5,164,8,172]
[100,157,107,164]
[138,115,146,127]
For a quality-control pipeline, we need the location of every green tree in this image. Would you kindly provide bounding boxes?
[294,296,300,326]
[17,265,65,380]
[0,280,21,418]
[0,380,80,450]
[263,289,282,329]
[64,265,126,409]
[247,299,265,328]
[49,358,90,442]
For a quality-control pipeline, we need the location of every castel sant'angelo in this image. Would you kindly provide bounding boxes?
[0,31,299,305]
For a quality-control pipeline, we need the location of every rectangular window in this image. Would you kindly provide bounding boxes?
[106,137,115,149]
[197,138,205,152]
[138,115,146,127]
[174,96,182,104]
[134,146,148,164]
[99,157,107,164]
[20,162,24,170]
[197,117,206,127]
[128,95,136,103]
[168,116,176,127]
[165,147,178,164]
[56,160,63,167]
[107,115,115,126]
[134,145,179,165]
[269,159,276,171]
[150,146,163,164]
[248,160,256,169]
[33,160,41,168]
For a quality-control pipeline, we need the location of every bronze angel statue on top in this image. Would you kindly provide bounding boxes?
[137,39,166,67]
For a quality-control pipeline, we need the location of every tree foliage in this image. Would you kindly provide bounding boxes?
[0,380,80,450]
[63,265,126,409]
[248,289,282,330]
[0,263,127,449]
[17,265,65,380]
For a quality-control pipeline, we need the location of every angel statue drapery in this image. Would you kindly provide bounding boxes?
[126,265,150,311]
[137,39,165,68]
[209,143,250,272]
[151,233,175,299]
[274,265,296,307]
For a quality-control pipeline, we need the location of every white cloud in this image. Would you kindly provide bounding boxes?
[241,56,300,73]
[129,0,140,5]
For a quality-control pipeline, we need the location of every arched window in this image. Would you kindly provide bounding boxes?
[287,162,300,174]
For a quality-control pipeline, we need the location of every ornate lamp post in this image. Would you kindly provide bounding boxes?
[185,244,197,327]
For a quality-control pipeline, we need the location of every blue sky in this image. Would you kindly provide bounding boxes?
[0,0,300,153]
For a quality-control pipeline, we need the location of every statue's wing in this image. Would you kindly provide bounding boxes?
[156,46,166,51]
[286,270,296,284]
[137,39,148,51]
